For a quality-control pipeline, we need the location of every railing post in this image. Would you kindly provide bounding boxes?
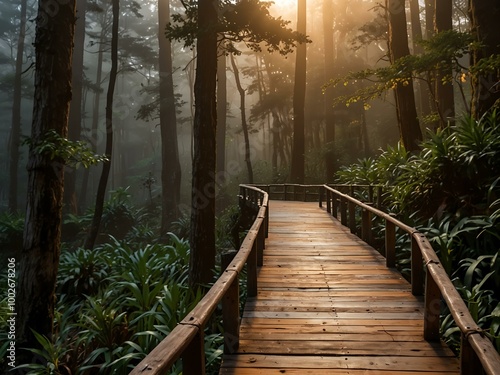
[257,222,264,266]
[424,270,441,341]
[411,235,424,295]
[247,241,258,297]
[340,196,347,226]
[319,186,324,208]
[182,329,205,375]
[332,192,337,218]
[385,219,396,268]
[368,185,374,203]
[348,201,356,234]
[460,334,483,375]
[376,186,382,209]
[326,189,331,213]
[361,208,372,244]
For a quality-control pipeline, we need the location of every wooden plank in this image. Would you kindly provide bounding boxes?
[220,370,459,375]
[220,354,460,371]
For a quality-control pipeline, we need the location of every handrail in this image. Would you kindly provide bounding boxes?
[320,184,500,375]
[129,185,268,375]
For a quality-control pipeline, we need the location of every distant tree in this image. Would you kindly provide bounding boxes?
[322,0,335,182]
[469,0,500,118]
[84,0,119,250]
[216,48,228,180]
[290,0,306,183]
[387,0,422,151]
[434,0,455,128]
[8,0,27,213]
[64,0,87,214]
[230,52,253,183]
[17,0,76,361]
[159,0,181,234]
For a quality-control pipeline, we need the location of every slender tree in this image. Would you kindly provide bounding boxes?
[8,0,27,213]
[230,53,253,183]
[64,0,87,214]
[387,0,422,151]
[290,0,307,183]
[84,0,119,250]
[322,0,335,182]
[159,0,182,234]
[17,0,76,361]
[216,48,228,180]
[469,0,500,118]
[434,0,455,128]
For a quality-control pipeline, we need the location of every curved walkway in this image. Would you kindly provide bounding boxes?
[219,200,460,374]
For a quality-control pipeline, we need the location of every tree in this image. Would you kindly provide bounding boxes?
[290,0,306,184]
[159,0,182,234]
[434,0,455,128]
[230,53,253,183]
[322,0,335,182]
[189,0,218,287]
[469,0,500,118]
[216,48,228,180]
[387,0,422,151]
[17,0,76,360]
[7,0,27,213]
[84,0,119,250]
[64,0,87,214]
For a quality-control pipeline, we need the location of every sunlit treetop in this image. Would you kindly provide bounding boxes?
[326,30,487,108]
[166,0,310,56]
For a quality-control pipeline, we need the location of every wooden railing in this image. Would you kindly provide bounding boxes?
[319,184,500,375]
[129,185,268,375]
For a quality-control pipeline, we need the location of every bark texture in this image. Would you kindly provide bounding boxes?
[387,0,422,151]
[189,0,218,287]
[469,0,500,118]
[17,0,76,359]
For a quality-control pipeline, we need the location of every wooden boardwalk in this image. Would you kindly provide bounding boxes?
[219,201,460,374]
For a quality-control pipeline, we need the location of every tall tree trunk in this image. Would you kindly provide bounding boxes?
[159,0,181,234]
[469,0,500,118]
[84,0,119,250]
[230,53,253,183]
[424,0,435,39]
[409,0,432,119]
[79,29,105,210]
[8,0,27,213]
[434,0,455,128]
[16,0,76,362]
[189,0,218,288]
[387,0,422,151]
[216,49,227,180]
[64,0,87,214]
[323,0,335,182]
[290,0,306,183]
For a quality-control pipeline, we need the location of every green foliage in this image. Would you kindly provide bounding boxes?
[166,0,309,56]
[0,212,24,251]
[328,30,475,108]
[24,129,108,169]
